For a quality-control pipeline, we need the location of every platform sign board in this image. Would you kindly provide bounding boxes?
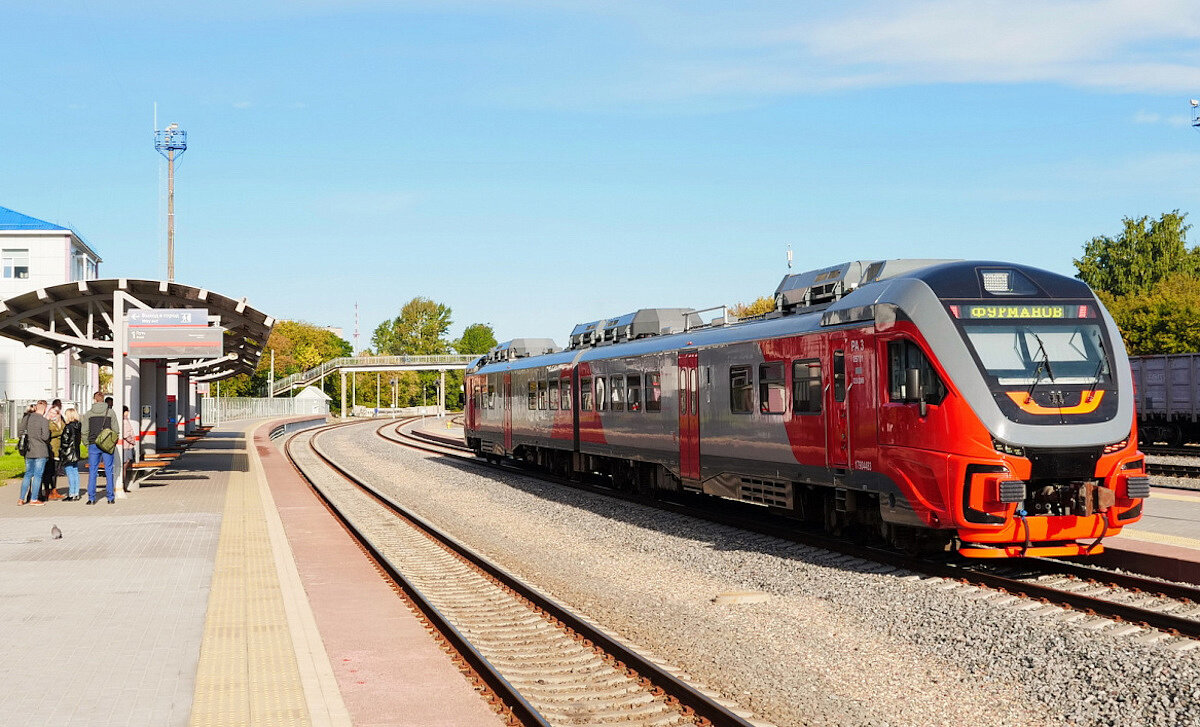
[127,326,224,359]
[128,308,208,326]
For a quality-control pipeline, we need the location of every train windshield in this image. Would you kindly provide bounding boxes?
[960,323,1110,386]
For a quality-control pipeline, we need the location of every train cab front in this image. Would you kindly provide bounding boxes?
[936,266,1149,558]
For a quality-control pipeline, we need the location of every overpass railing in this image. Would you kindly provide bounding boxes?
[203,396,330,423]
[271,354,478,396]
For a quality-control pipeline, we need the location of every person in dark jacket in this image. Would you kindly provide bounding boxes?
[59,408,83,501]
[41,403,64,500]
[81,391,121,505]
[18,400,51,506]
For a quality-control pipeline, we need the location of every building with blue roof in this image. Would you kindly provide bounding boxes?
[0,205,103,405]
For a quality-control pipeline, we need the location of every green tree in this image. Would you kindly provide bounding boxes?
[454,323,497,355]
[373,297,453,355]
[214,320,351,406]
[729,296,777,318]
[1099,272,1200,355]
[1074,211,1197,297]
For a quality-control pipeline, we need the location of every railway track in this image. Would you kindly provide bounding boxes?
[375,417,1200,645]
[285,420,763,727]
[1146,461,1200,478]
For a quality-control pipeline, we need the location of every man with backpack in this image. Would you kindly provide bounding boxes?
[17,400,51,506]
[81,391,121,505]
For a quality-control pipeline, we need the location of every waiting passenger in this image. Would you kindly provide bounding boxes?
[120,406,136,489]
[59,408,83,501]
[41,403,64,501]
[18,400,51,506]
[81,392,121,505]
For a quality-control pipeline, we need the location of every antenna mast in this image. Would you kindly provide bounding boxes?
[154,122,188,281]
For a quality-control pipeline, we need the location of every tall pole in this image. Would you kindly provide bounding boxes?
[154,122,187,282]
[167,148,175,281]
[269,349,275,398]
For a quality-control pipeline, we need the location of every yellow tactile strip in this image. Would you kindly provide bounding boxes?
[190,457,311,726]
[1117,527,1200,551]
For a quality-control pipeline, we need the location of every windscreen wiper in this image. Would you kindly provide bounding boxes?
[1086,340,1106,402]
[1024,333,1055,403]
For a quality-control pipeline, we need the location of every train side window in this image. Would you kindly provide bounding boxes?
[581,377,593,411]
[561,378,571,411]
[888,340,947,404]
[596,376,608,411]
[627,374,642,412]
[488,384,495,409]
[528,381,537,410]
[833,352,846,402]
[548,380,560,410]
[538,380,547,409]
[610,375,626,411]
[759,362,786,414]
[792,359,822,414]
[645,371,661,411]
[730,365,753,414]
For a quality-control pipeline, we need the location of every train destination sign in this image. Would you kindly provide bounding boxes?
[949,304,1094,320]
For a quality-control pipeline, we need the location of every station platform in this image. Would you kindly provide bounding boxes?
[0,418,503,727]
[1099,484,1200,584]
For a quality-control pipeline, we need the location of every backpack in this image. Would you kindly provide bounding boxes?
[16,413,29,456]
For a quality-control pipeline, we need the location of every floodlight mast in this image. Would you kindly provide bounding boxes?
[154,123,188,281]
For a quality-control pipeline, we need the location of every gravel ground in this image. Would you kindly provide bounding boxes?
[1144,454,1200,492]
[319,422,1200,727]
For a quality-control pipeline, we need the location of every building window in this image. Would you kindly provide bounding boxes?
[730,365,753,414]
[792,359,822,414]
[645,371,662,412]
[3,249,29,279]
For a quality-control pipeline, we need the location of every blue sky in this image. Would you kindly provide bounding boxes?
[3,1,1200,351]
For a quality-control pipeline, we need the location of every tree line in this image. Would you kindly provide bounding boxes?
[214,297,497,413]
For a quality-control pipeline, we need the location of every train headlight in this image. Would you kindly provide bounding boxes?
[991,437,1025,457]
[1102,437,1129,454]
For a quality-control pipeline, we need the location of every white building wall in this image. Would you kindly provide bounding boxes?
[0,229,101,403]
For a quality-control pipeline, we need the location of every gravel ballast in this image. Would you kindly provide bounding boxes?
[318,422,1200,727]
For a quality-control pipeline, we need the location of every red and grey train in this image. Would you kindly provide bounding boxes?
[464,259,1150,558]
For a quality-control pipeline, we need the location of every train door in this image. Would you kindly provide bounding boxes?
[678,352,700,481]
[572,368,580,452]
[827,335,850,468]
[466,380,477,430]
[503,373,513,452]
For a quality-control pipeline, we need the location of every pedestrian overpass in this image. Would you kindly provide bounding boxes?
[270,354,480,414]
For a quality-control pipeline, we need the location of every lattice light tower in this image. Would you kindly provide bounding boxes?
[154,123,188,281]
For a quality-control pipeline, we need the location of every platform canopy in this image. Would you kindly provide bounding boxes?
[0,278,274,380]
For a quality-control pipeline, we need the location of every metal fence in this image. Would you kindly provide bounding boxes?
[201,396,330,424]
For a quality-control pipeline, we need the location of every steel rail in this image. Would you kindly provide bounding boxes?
[378,419,1200,642]
[283,423,551,727]
[362,419,760,727]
